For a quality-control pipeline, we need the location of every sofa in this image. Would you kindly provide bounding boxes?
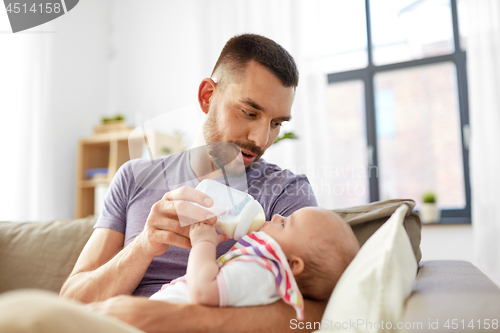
[1,199,499,332]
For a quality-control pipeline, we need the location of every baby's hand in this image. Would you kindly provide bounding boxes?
[190,223,228,247]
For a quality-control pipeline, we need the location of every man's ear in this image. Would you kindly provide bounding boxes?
[198,78,217,115]
[288,255,305,276]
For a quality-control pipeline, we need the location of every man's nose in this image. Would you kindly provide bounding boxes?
[247,122,270,148]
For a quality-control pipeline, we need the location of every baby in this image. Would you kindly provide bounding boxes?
[150,206,360,320]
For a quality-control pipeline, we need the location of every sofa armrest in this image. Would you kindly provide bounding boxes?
[402,260,500,332]
[0,217,96,294]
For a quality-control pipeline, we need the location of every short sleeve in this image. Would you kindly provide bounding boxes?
[271,177,318,217]
[93,161,132,234]
[217,260,280,307]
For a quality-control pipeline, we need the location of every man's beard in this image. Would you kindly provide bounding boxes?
[203,106,264,172]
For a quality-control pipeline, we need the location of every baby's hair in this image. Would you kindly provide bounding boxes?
[294,212,360,300]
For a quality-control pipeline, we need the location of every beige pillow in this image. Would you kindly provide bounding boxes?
[316,204,418,333]
[334,199,421,262]
[0,217,95,293]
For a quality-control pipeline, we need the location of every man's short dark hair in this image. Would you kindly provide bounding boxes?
[211,34,299,88]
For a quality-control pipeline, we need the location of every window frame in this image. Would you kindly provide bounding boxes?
[326,0,471,224]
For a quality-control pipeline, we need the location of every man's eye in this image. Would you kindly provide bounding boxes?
[242,110,256,117]
[271,121,283,128]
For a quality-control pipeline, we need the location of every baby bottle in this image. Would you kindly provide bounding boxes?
[195,179,265,240]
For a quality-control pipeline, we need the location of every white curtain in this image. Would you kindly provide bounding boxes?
[0,17,53,221]
[0,0,113,222]
[466,0,500,286]
[194,0,335,208]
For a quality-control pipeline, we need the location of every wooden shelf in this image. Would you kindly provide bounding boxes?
[75,129,185,218]
[79,178,112,188]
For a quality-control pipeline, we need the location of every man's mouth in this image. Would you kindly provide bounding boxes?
[240,149,257,164]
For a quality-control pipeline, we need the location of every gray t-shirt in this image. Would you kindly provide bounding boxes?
[95,150,317,297]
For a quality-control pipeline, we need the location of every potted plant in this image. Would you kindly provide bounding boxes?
[274,131,298,144]
[93,113,133,135]
[419,191,440,224]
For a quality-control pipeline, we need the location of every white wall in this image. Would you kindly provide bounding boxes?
[420,224,475,263]
[110,1,205,127]
[419,225,499,286]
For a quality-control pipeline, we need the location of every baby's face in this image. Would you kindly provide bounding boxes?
[259,207,343,257]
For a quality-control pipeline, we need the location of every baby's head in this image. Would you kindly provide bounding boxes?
[259,207,360,300]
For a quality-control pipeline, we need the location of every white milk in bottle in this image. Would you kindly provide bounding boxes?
[195,179,265,240]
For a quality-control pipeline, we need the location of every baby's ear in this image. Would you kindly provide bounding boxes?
[288,255,305,276]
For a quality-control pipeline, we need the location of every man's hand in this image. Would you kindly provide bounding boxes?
[190,223,228,247]
[136,186,218,257]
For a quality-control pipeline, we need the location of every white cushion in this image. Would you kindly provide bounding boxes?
[314,205,417,333]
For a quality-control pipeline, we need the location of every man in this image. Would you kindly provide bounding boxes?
[0,34,327,332]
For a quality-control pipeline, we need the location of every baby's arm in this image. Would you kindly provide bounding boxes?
[187,223,228,306]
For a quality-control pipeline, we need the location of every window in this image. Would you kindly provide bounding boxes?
[321,0,470,223]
